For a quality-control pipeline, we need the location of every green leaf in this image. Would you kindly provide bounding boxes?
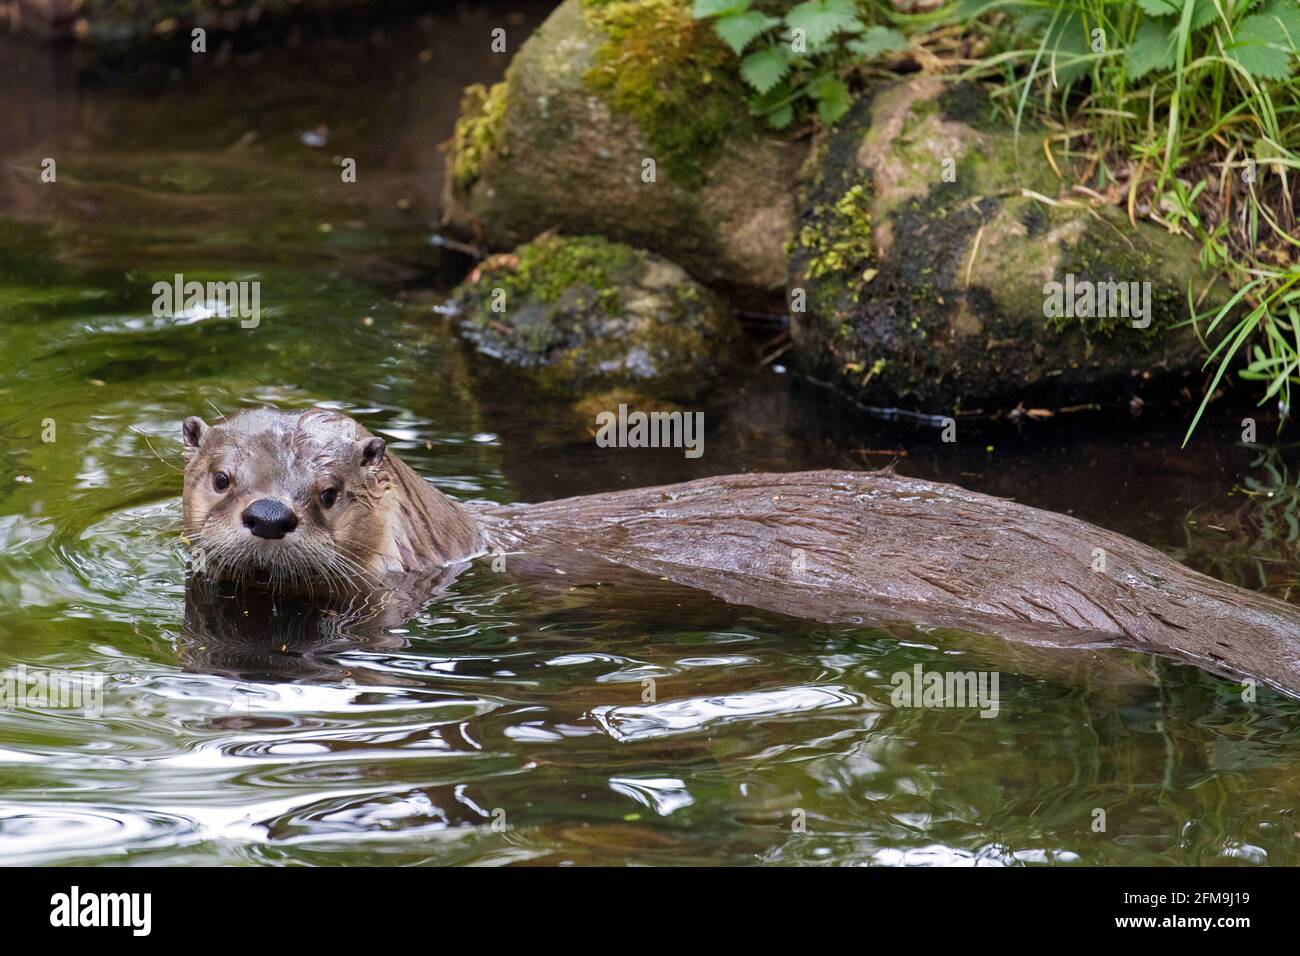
[1014,8,1052,35]
[811,75,853,124]
[713,10,781,55]
[785,0,863,48]
[847,25,909,59]
[1227,14,1297,80]
[818,95,852,125]
[740,46,793,94]
[1135,0,1218,30]
[1190,0,1221,30]
[1047,11,1091,86]
[751,80,792,108]
[767,103,795,129]
[1126,18,1179,79]
[1136,0,1178,16]
[692,0,750,19]
[1255,0,1300,49]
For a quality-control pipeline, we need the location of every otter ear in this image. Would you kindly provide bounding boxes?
[182,417,208,459]
[359,436,386,468]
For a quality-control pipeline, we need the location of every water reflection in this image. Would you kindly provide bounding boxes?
[179,578,411,685]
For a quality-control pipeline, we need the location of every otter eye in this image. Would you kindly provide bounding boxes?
[213,471,230,492]
[320,487,338,509]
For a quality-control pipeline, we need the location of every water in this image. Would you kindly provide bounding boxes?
[3,9,1300,867]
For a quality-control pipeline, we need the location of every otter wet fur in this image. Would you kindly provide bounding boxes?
[182,407,1300,694]
[182,407,481,590]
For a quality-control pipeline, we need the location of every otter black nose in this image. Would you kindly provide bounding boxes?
[241,498,298,539]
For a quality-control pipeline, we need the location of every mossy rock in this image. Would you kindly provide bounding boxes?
[442,0,802,295]
[450,235,740,401]
[788,76,1219,415]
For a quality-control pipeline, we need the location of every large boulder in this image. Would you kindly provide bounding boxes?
[788,76,1218,416]
[442,0,802,296]
[449,234,740,402]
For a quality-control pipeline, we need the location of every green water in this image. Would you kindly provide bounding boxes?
[3,13,1300,867]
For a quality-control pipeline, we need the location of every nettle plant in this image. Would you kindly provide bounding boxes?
[1133,0,1300,441]
[968,0,1300,88]
[1125,0,1300,81]
[691,0,908,127]
[963,0,1300,439]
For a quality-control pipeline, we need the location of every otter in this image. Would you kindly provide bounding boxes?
[182,407,481,590]
[181,407,1300,694]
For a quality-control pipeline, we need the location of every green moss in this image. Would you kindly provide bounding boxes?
[1039,213,1173,347]
[937,82,1006,133]
[787,103,882,333]
[900,95,941,131]
[449,82,508,190]
[580,0,751,188]
[451,235,737,400]
[492,235,640,313]
[793,180,874,285]
[954,134,1052,199]
[789,77,1213,413]
[455,235,644,357]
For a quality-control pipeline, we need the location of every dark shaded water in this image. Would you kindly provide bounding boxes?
[2,7,1300,866]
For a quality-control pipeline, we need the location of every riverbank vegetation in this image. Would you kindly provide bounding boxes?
[691,0,1300,440]
[16,0,1298,437]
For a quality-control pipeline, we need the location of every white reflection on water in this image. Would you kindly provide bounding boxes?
[592,685,868,742]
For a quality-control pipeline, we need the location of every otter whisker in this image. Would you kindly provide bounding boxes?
[130,426,183,473]
[180,406,481,605]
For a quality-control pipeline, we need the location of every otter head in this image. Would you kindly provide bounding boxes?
[181,408,389,592]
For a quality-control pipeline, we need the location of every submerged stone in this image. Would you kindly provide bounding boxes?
[449,235,739,401]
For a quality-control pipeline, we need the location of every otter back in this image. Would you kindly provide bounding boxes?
[479,470,1300,693]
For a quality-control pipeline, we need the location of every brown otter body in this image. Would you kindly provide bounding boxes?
[478,472,1300,691]
[181,409,1300,693]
